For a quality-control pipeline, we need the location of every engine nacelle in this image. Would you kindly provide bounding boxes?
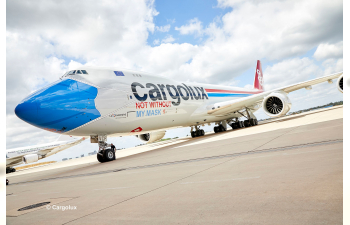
[262,92,292,118]
[23,154,41,164]
[337,75,343,93]
[137,131,166,143]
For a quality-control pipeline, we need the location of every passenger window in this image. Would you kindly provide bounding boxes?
[81,70,88,74]
[76,70,82,74]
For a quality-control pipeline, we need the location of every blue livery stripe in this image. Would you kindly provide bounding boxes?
[114,71,124,76]
[207,93,252,97]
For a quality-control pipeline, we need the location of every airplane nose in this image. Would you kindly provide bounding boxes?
[15,95,39,125]
[15,79,101,133]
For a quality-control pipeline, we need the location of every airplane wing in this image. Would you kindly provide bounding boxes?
[6,136,86,168]
[37,137,86,157]
[6,156,25,168]
[207,72,343,116]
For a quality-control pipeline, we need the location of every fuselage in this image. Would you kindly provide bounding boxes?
[14,67,263,137]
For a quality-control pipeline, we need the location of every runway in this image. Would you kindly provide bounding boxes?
[6,106,343,224]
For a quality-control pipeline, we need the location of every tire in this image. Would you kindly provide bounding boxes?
[214,126,218,133]
[201,129,205,136]
[230,123,237,129]
[6,179,9,186]
[254,119,258,125]
[219,125,226,132]
[191,131,196,138]
[250,119,255,126]
[11,168,16,173]
[104,149,115,161]
[244,120,250,127]
[196,130,202,136]
[97,153,105,163]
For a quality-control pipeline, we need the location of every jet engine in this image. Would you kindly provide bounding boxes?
[337,75,343,93]
[137,131,166,143]
[23,154,42,164]
[262,92,292,118]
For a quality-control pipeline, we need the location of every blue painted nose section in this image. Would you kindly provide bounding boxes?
[15,79,101,133]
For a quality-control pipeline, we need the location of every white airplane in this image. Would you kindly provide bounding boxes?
[6,135,85,173]
[14,60,343,163]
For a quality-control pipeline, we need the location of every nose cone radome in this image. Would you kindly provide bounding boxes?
[14,79,101,133]
[15,96,39,125]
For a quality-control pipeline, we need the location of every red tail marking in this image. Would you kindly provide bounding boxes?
[254,60,264,91]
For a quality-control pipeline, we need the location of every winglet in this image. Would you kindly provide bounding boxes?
[254,60,264,91]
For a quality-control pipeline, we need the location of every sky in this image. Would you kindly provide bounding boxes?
[5,0,344,163]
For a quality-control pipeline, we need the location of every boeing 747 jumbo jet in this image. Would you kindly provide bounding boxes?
[14,61,343,163]
[6,135,85,173]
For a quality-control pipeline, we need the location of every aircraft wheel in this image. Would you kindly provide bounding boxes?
[214,126,219,133]
[219,124,226,132]
[230,123,237,129]
[254,119,258,125]
[191,131,197,138]
[201,129,205,136]
[241,121,245,127]
[104,149,115,161]
[97,153,106,163]
[244,120,250,127]
[11,168,16,173]
[6,179,9,186]
[250,119,255,126]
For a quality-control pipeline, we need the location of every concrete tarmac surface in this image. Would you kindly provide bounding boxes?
[6,106,343,224]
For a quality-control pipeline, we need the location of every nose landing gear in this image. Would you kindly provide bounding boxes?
[94,135,116,163]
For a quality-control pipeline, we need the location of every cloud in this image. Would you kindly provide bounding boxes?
[161,35,175,43]
[313,41,343,60]
[156,24,171,32]
[175,18,203,36]
[153,39,160,45]
[263,57,322,91]
[6,0,343,155]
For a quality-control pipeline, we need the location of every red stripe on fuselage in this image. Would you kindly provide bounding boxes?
[205,89,263,94]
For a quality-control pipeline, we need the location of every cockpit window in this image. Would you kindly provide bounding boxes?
[68,70,75,75]
[76,70,82,74]
[81,70,88,74]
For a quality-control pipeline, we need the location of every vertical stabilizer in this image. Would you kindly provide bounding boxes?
[254,60,264,91]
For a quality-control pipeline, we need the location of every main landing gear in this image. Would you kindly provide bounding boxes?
[95,135,116,163]
[214,108,259,133]
[191,126,205,138]
[214,124,227,133]
[229,120,245,129]
[6,167,16,174]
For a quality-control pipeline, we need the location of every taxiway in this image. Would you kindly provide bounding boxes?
[6,106,343,224]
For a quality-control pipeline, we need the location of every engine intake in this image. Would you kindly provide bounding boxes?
[263,92,292,118]
[23,154,42,164]
[337,75,343,93]
[137,131,166,143]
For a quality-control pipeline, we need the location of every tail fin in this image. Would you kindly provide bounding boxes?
[253,60,264,91]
